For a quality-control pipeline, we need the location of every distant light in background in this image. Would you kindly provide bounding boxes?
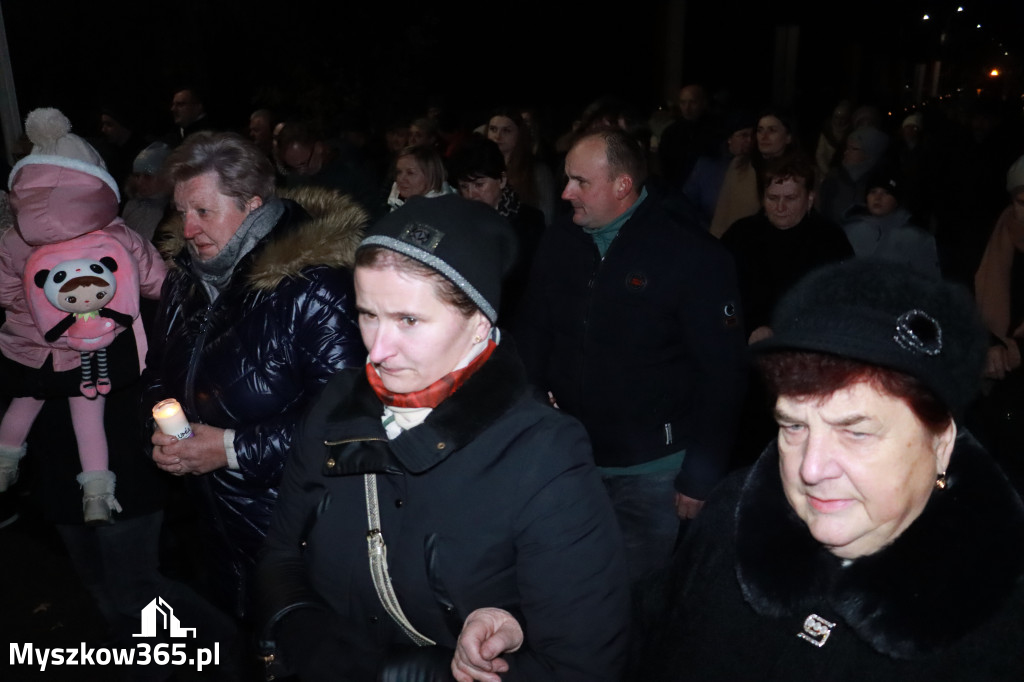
[923,14,930,20]
[990,69,1000,77]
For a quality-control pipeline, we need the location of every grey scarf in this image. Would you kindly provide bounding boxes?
[190,197,285,298]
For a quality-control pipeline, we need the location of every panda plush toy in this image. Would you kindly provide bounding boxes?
[33,255,135,397]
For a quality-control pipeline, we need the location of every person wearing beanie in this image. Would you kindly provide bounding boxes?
[642,259,1024,680]
[0,107,168,524]
[121,141,173,242]
[902,112,924,143]
[817,125,892,225]
[257,193,630,682]
[841,167,940,277]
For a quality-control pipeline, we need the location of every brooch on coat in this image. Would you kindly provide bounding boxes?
[797,614,836,647]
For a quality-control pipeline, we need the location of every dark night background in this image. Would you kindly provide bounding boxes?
[3,0,1024,149]
[1,2,1024,673]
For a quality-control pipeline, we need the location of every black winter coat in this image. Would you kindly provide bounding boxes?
[721,209,853,334]
[144,189,366,617]
[257,338,631,681]
[516,192,748,498]
[643,432,1024,681]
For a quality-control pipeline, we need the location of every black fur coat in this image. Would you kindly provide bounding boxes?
[644,431,1024,681]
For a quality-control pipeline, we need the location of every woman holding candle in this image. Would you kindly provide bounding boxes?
[256,195,629,681]
[144,131,367,621]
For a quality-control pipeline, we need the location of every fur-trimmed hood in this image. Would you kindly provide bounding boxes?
[735,431,1024,660]
[160,185,366,291]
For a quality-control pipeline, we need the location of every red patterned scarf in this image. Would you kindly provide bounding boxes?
[366,340,496,408]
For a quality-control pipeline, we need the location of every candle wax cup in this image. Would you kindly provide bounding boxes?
[152,399,194,440]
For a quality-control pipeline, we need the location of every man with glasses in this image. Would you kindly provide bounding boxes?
[277,120,377,214]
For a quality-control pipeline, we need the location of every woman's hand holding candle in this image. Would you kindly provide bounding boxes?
[152,398,193,440]
[152,423,229,476]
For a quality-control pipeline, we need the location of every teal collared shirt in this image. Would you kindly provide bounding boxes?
[583,187,648,258]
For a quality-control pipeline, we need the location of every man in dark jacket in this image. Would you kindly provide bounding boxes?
[277,120,379,215]
[657,84,721,187]
[720,154,854,466]
[165,87,217,147]
[517,128,747,581]
[721,154,854,343]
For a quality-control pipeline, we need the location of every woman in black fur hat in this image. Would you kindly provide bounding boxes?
[642,259,1024,681]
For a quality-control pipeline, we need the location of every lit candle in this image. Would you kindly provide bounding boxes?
[152,399,194,440]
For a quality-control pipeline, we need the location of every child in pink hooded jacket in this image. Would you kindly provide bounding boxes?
[0,108,167,523]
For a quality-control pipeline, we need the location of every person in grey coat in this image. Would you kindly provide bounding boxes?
[842,168,940,277]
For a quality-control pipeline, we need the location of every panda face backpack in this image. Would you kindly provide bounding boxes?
[24,231,142,397]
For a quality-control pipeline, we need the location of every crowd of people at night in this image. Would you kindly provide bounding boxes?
[1,77,1024,681]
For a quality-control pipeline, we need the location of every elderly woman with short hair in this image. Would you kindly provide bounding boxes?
[145,131,368,619]
[644,259,1024,680]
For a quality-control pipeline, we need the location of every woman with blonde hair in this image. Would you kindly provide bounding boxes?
[385,144,454,212]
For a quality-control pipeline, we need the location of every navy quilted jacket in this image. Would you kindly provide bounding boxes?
[144,190,366,617]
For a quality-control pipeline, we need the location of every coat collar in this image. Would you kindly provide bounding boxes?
[735,431,1024,659]
[164,186,366,291]
[322,337,530,476]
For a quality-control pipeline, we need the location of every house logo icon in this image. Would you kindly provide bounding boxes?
[132,597,197,638]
